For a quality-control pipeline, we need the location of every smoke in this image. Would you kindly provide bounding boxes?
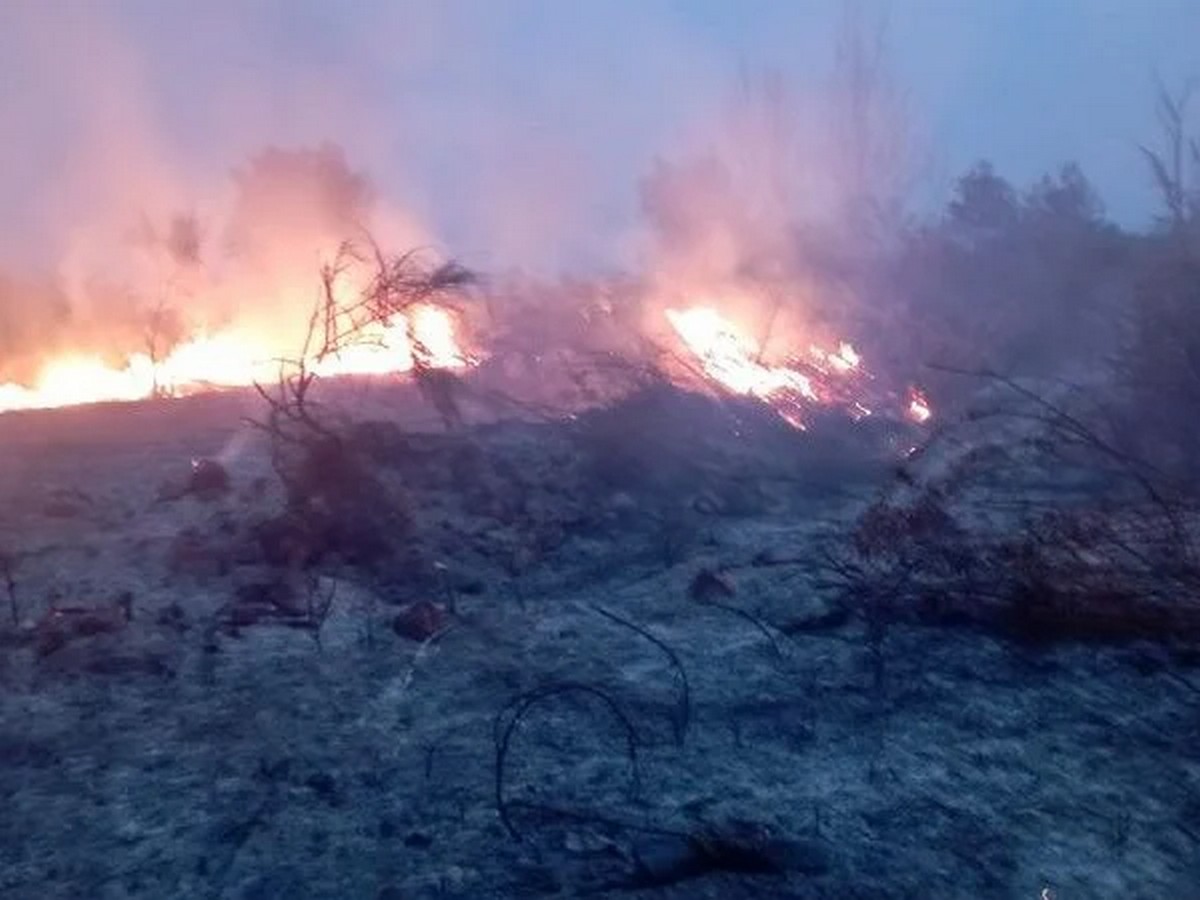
[0,134,426,381]
[640,75,832,289]
[0,0,705,383]
[0,0,918,386]
[0,0,437,382]
[637,17,918,356]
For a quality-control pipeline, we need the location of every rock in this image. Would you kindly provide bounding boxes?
[42,488,94,519]
[84,653,174,679]
[167,528,230,578]
[305,771,341,807]
[234,579,302,614]
[157,458,230,502]
[188,458,231,499]
[780,594,850,634]
[630,833,697,883]
[751,546,797,566]
[34,592,132,657]
[392,601,449,641]
[688,568,735,602]
[217,578,316,635]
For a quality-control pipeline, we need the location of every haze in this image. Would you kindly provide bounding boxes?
[0,0,1195,276]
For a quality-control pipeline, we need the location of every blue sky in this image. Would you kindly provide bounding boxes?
[1,0,1197,272]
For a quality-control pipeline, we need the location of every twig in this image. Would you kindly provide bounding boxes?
[588,604,691,744]
[0,551,17,627]
[693,597,784,659]
[493,681,641,842]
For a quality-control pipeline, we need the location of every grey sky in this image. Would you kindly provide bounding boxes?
[1,0,1196,273]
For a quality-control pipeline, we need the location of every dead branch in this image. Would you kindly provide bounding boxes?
[251,241,474,438]
[303,573,337,650]
[1140,78,1197,235]
[926,363,1193,552]
[247,240,476,522]
[588,603,691,744]
[0,550,17,627]
[688,589,784,659]
[493,681,642,842]
[828,365,1200,648]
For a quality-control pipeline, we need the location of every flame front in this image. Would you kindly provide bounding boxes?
[0,305,467,413]
[666,307,820,401]
[665,305,933,429]
[665,305,870,426]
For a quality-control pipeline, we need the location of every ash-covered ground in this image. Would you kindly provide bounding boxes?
[1,381,1198,900]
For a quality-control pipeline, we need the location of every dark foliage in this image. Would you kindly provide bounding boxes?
[863,161,1127,411]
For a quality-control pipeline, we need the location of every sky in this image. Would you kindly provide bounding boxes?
[0,0,1196,275]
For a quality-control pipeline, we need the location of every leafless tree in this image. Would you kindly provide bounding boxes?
[829,0,916,238]
[133,211,202,395]
[1140,77,1198,241]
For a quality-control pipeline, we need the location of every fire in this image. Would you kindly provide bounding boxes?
[0,305,467,413]
[665,305,866,426]
[665,307,820,401]
[665,305,932,429]
[310,307,468,378]
[907,387,932,424]
[810,341,861,373]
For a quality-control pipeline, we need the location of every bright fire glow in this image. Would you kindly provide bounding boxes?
[810,341,861,373]
[666,304,931,429]
[665,307,821,402]
[666,305,869,427]
[907,387,932,424]
[310,307,468,378]
[0,305,467,413]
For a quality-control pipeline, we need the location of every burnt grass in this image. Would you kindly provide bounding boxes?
[1,382,1199,899]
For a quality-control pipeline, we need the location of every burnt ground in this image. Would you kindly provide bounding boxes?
[0,381,1199,900]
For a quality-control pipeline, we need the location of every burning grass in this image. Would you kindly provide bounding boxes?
[0,243,475,414]
[663,303,930,430]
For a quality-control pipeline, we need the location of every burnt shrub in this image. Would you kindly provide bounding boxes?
[265,432,412,570]
[826,380,1200,650]
[1114,254,1200,481]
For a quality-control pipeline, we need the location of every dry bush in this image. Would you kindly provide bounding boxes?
[251,241,475,571]
[825,370,1200,650]
[834,83,1200,650]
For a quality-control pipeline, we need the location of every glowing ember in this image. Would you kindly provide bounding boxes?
[0,304,468,413]
[907,387,933,424]
[809,341,861,373]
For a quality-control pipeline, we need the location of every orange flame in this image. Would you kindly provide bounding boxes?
[665,307,821,401]
[907,387,932,424]
[665,305,933,429]
[665,305,869,427]
[0,305,467,413]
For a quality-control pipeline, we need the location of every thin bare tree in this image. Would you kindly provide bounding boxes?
[1140,77,1198,243]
